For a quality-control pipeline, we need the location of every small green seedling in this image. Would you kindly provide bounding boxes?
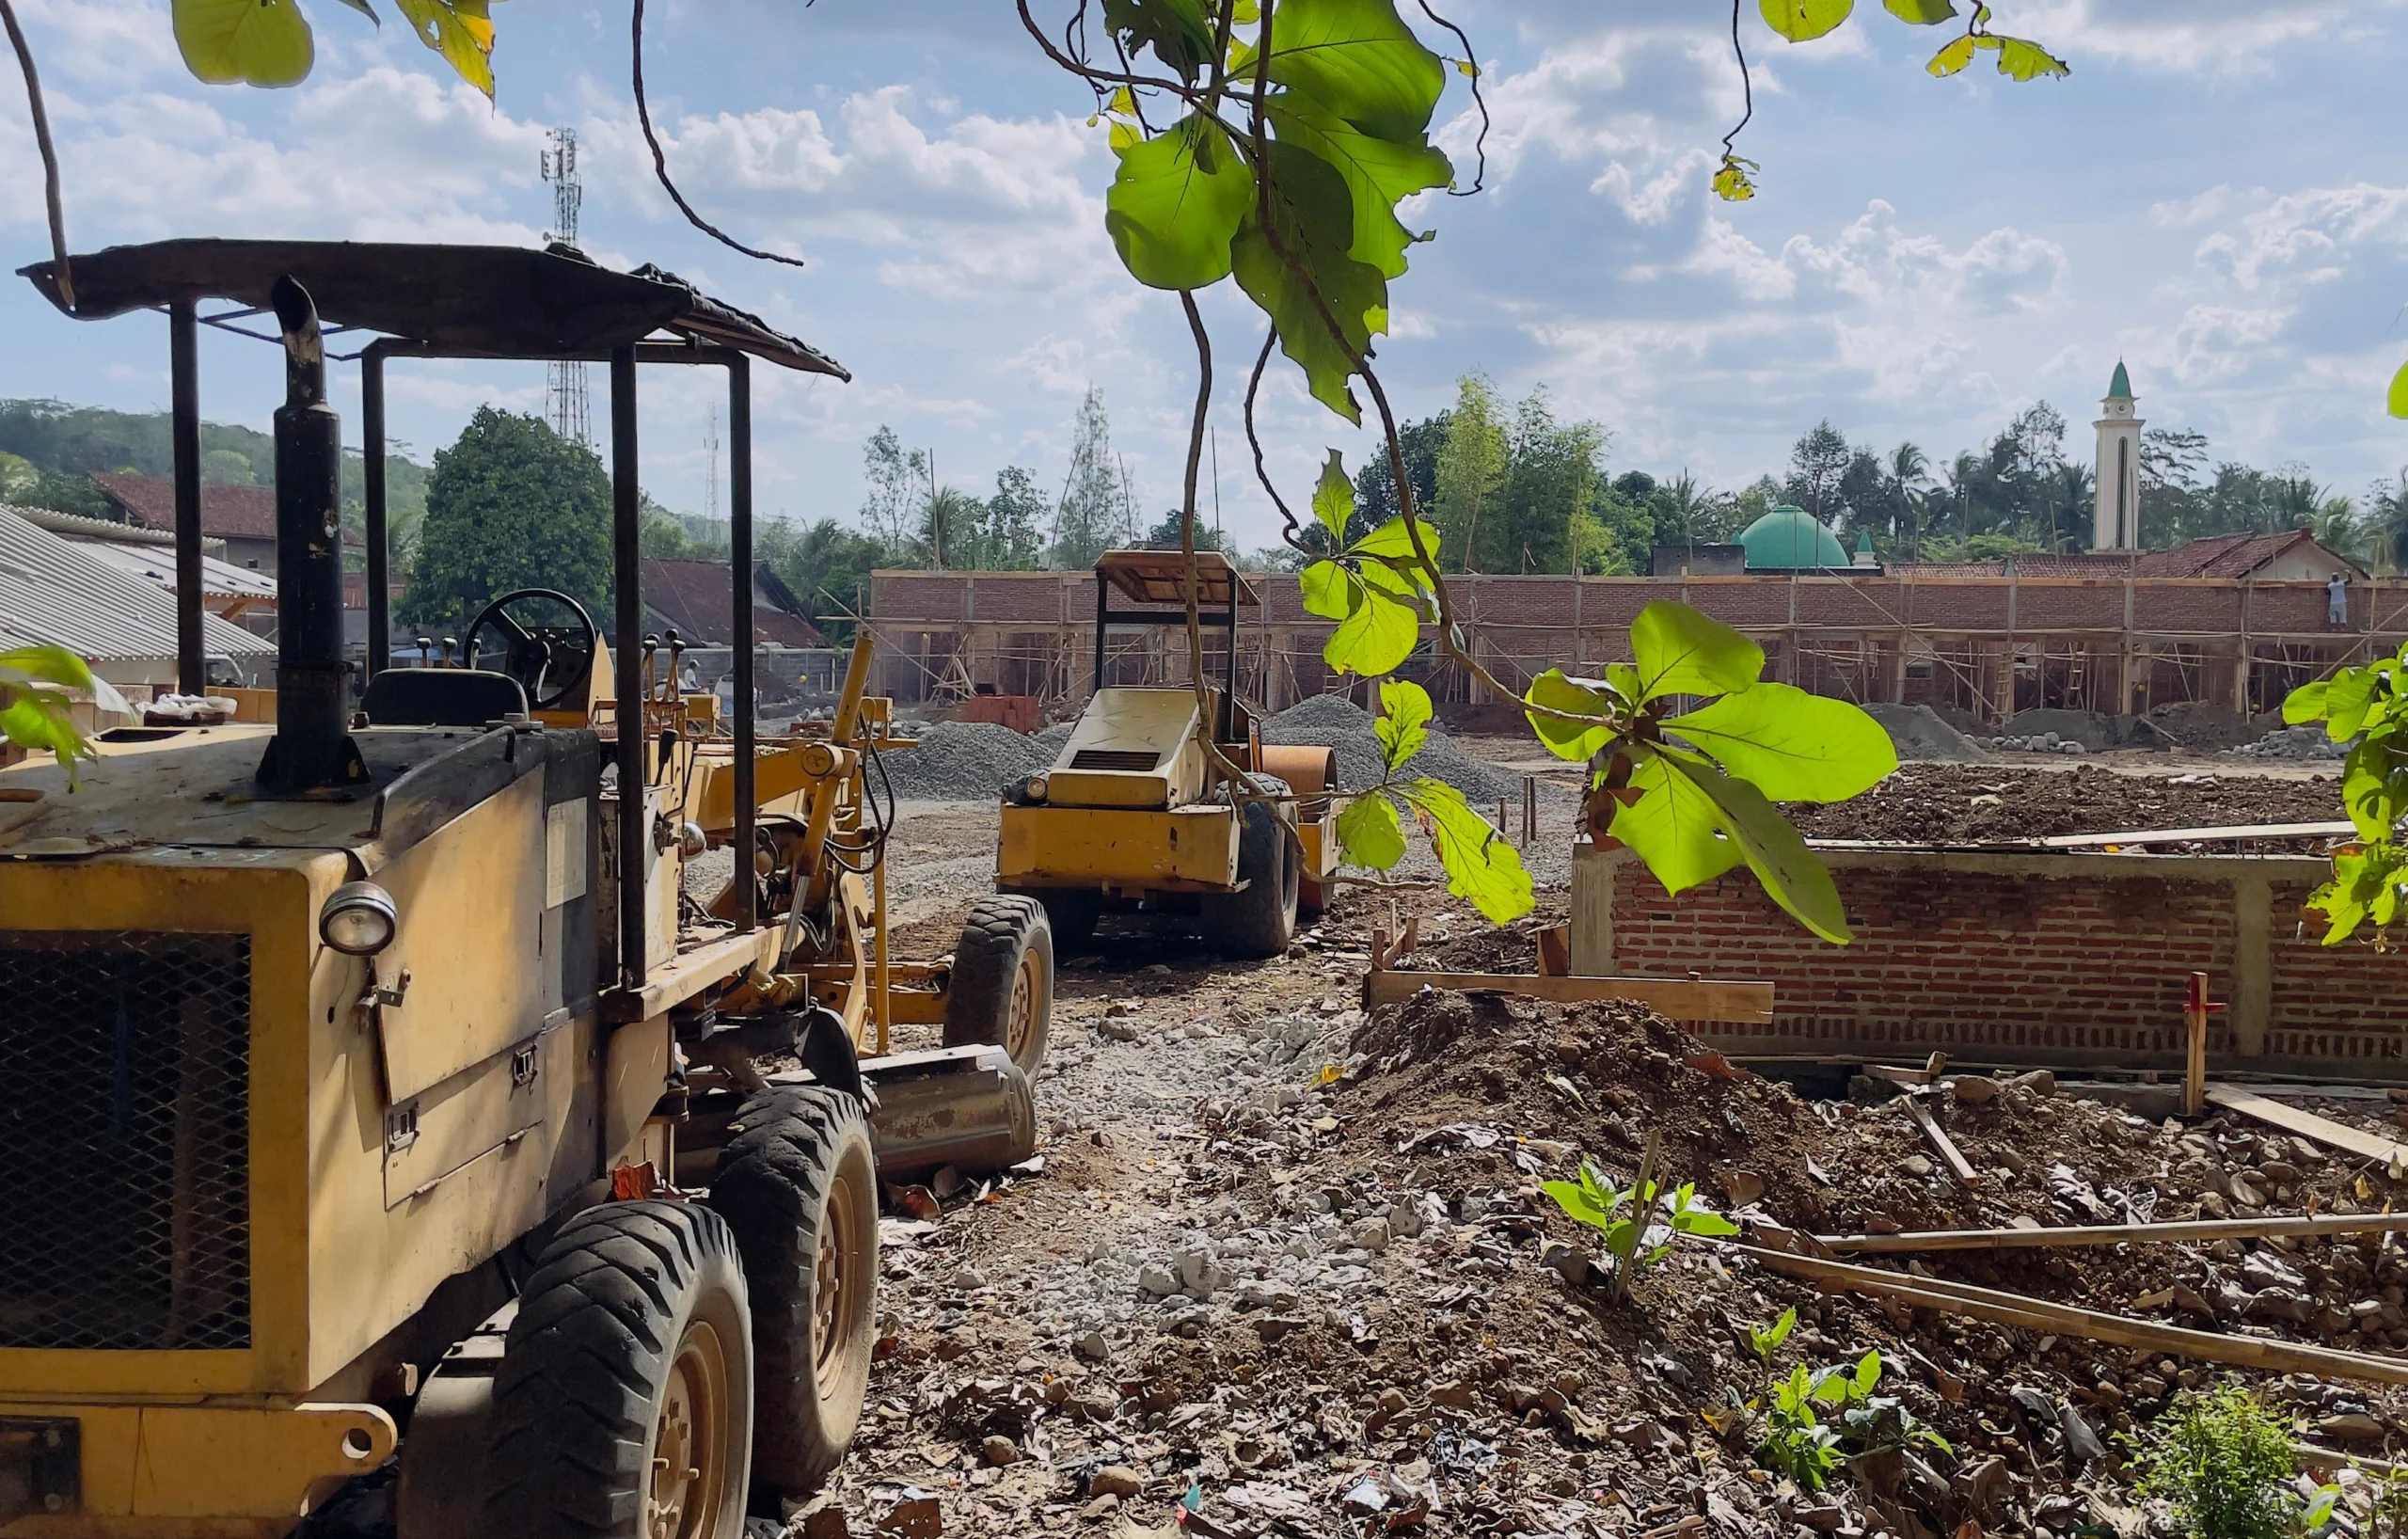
[1541,1160,1741,1290]
[1746,1307,1797,1370]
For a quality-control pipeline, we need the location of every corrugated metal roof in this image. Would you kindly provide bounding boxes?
[77,538,278,602]
[0,505,273,662]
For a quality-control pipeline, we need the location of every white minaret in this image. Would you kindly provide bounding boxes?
[2092,360,2144,550]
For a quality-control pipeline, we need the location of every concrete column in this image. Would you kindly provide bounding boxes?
[1569,842,1615,976]
[2232,871,2271,1058]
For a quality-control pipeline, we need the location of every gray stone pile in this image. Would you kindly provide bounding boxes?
[876,720,1053,799]
[1988,732,2087,754]
[2234,725,2352,762]
[1262,692,1521,800]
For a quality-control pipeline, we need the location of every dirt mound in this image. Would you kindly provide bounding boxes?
[1786,762,2340,843]
[1862,702,1995,763]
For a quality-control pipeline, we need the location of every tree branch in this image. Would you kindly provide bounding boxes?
[1,0,71,310]
[632,0,807,268]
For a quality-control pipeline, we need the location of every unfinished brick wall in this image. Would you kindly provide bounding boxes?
[1572,847,2406,1078]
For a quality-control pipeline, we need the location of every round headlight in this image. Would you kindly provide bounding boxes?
[1022,774,1049,804]
[320,881,398,956]
[678,820,708,857]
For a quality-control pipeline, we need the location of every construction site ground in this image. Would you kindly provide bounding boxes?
[800,750,2401,1539]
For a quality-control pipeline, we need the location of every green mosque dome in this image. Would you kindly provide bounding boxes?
[1738,505,1848,571]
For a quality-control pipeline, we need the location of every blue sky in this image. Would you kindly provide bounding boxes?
[3,0,2404,550]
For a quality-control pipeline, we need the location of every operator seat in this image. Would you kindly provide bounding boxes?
[358,668,530,728]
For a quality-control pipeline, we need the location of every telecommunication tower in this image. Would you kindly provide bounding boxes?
[540,127,591,449]
[704,405,721,525]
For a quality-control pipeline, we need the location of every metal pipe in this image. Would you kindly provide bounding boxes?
[729,356,755,935]
[1221,580,1238,739]
[362,353,388,682]
[611,346,646,989]
[168,301,203,696]
[256,278,363,793]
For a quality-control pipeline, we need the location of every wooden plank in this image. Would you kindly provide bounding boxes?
[2040,821,2353,849]
[1359,970,1774,1024]
[1823,1211,2408,1255]
[1743,1246,2408,1388]
[2207,1086,2408,1168]
[1904,1098,1977,1184]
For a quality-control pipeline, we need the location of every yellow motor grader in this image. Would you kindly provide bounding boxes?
[994,549,1343,958]
[0,240,1050,1539]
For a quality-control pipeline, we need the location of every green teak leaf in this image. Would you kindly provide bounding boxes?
[1231,138,1386,423]
[392,0,496,96]
[1630,601,1766,702]
[1759,0,1853,42]
[1523,668,1615,763]
[1264,95,1451,280]
[1661,682,1899,802]
[1401,778,1533,923]
[1311,450,1355,545]
[1712,156,1758,202]
[1299,559,1354,621]
[1374,677,1433,773]
[1658,748,1853,944]
[1249,0,1447,142]
[1881,0,1956,21]
[1101,0,1217,80]
[2326,668,2380,740]
[2282,680,2330,725]
[1323,578,1420,675]
[1608,751,1746,895]
[1335,789,1408,870]
[1989,35,2068,80]
[1926,33,1975,74]
[1105,115,1256,291]
[174,0,315,87]
[2391,360,2408,420]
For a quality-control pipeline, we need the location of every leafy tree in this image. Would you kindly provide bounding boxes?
[1144,508,1225,552]
[758,516,889,643]
[911,486,984,570]
[858,426,925,550]
[0,451,33,501]
[980,467,1049,570]
[1430,373,1507,572]
[403,407,612,635]
[1352,412,1447,536]
[2370,471,2408,576]
[1049,387,1127,570]
[1783,421,1851,522]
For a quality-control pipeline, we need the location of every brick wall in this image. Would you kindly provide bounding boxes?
[1572,846,2407,1078]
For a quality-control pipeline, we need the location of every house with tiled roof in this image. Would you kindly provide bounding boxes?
[641,557,830,650]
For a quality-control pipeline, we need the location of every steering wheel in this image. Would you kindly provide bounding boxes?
[464,588,599,714]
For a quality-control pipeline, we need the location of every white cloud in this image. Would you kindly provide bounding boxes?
[2013,0,2401,76]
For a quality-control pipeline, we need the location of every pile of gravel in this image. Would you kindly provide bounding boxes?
[878,721,1051,799]
[1033,721,1076,758]
[2233,726,2352,762]
[1262,692,1520,801]
[1861,703,1995,764]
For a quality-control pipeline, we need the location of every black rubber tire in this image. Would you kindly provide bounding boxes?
[1203,800,1298,960]
[706,1087,879,1510]
[483,1200,752,1539]
[944,895,1054,1077]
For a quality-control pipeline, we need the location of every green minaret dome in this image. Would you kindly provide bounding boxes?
[2108,359,2132,399]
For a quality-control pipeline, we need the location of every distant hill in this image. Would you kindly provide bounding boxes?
[0,399,429,538]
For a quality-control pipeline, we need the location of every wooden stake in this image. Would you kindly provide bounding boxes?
[1904,1098,1978,1185]
[1741,1245,2408,1388]
[1821,1210,2408,1255]
[2208,1085,2408,1169]
[2184,971,2210,1118]
[1534,923,1571,977]
[1522,774,1537,845]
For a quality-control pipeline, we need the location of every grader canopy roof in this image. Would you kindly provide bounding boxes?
[19,238,850,377]
[1095,548,1260,610]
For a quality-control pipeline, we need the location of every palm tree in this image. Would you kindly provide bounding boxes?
[912,486,985,570]
[2050,462,2094,553]
[2367,470,2408,575]
[1884,442,1929,559]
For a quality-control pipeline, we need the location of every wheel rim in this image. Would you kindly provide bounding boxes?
[1006,948,1043,1064]
[813,1166,864,1392]
[648,1319,730,1539]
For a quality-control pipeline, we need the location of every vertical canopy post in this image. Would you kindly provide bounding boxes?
[362,349,389,681]
[169,301,203,696]
[729,356,756,934]
[611,346,645,988]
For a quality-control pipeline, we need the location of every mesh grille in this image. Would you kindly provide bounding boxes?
[1067,749,1159,771]
[0,931,252,1351]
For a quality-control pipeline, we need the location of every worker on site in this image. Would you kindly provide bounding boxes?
[2330,572,2351,627]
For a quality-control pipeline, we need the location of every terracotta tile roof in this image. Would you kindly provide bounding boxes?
[90,470,364,547]
[1892,532,2363,581]
[642,557,829,648]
